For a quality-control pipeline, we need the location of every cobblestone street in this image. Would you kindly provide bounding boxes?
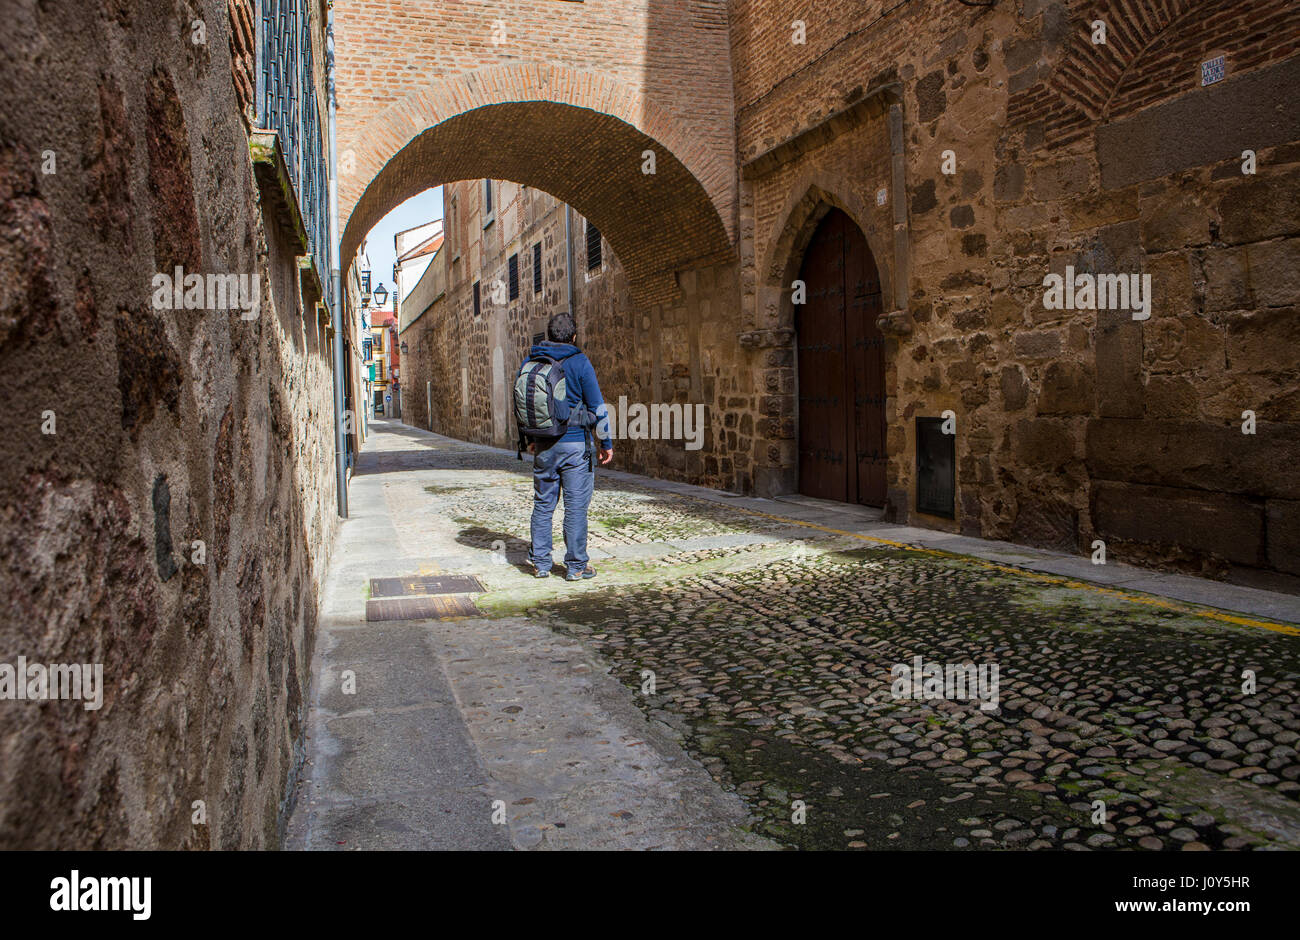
[292,422,1300,851]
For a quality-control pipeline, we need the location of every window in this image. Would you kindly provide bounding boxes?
[256,0,331,286]
[483,179,494,226]
[585,220,602,270]
[532,242,542,294]
[508,253,519,301]
[449,197,459,260]
[473,280,481,317]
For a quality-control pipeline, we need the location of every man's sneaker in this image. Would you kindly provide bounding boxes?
[534,569,550,578]
[565,565,596,582]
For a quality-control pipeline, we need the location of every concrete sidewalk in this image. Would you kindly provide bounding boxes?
[284,420,773,850]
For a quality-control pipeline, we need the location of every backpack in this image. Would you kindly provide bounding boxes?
[513,352,585,446]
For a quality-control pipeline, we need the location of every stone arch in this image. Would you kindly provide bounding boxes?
[759,175,894,333]
[338,64,735,308]
[746,176,897,500]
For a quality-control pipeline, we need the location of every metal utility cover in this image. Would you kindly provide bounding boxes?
[369,575,486,598]
[366,595,480,622]
[915,416,955,519]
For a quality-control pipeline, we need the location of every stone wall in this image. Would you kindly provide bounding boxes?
[734,0,1300,581]
[392,0,1300,586]
[0,0,339,847]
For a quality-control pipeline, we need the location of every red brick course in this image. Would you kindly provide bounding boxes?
[335,0,739,305]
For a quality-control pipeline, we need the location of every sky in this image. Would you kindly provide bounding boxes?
[357,187,444,304]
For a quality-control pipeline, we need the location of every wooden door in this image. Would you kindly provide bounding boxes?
[796,209,886,506]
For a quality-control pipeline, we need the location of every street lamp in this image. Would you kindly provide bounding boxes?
[400,341,408,354]
[373,282,389,307]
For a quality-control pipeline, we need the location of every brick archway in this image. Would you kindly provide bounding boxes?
[338,64,736,308]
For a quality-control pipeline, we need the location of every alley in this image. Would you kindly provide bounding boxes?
[288,421,1300,851]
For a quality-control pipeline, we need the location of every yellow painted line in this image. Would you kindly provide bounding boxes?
[673,492,1300,636]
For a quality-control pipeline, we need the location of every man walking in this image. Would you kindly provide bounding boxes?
[519,312,613,581]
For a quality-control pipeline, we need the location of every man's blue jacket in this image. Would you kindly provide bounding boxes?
[527,342,613,449]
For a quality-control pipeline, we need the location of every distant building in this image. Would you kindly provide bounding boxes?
[368,310,399,417]
[394,220,443,325]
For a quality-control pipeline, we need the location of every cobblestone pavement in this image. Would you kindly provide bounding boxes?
[336,423,1300,851]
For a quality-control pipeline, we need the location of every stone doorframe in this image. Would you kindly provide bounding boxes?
[739,85,914,500]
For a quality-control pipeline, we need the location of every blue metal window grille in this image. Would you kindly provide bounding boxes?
[255,0,332,301]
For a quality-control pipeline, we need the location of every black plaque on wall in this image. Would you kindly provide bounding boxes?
[916,417,955,518]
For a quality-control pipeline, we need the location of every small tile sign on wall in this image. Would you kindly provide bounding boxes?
[1201,55,1226,86]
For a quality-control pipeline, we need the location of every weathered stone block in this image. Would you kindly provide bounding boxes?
[994,162,1026,203]
[1243,238,1300,307]
[1003,37,1042,73]
[1093,311,1143,418]
[1008,64,1048,95]
[961,383,990,409]
[1144,375,1199,418]
[1145,251,1197,317]
[145,67,201,272]
[989,293,1024,329]
[915,70,946,122]
[1011,495,1078,552]
[1014,417,1078,470]
[1142,316,1222,374]
[115,306,182,437]
[1086,418,1300,500]
[911,178,938,214]
[1030,155,1092,201]
[754,465,796,497]
[1219,173,1300,246]
[1001,365,1029,410]
[1098,55,1300,190]
[1202,246,1251,312]
[1266,499,1300,576]
[1225,306,1300,373]
[1066,186,1139,232]
[1092,481,1264,566]
[1038,360,1094,415]
[1014,329,1062,359]
[1140,185,1213,253]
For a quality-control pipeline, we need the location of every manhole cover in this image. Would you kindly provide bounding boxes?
[369,575,486,597]
[366,595,480,622]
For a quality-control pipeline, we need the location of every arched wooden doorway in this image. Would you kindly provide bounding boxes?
[796,208,886,506]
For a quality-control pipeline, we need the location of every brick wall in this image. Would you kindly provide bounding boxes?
[334,0,738,308]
